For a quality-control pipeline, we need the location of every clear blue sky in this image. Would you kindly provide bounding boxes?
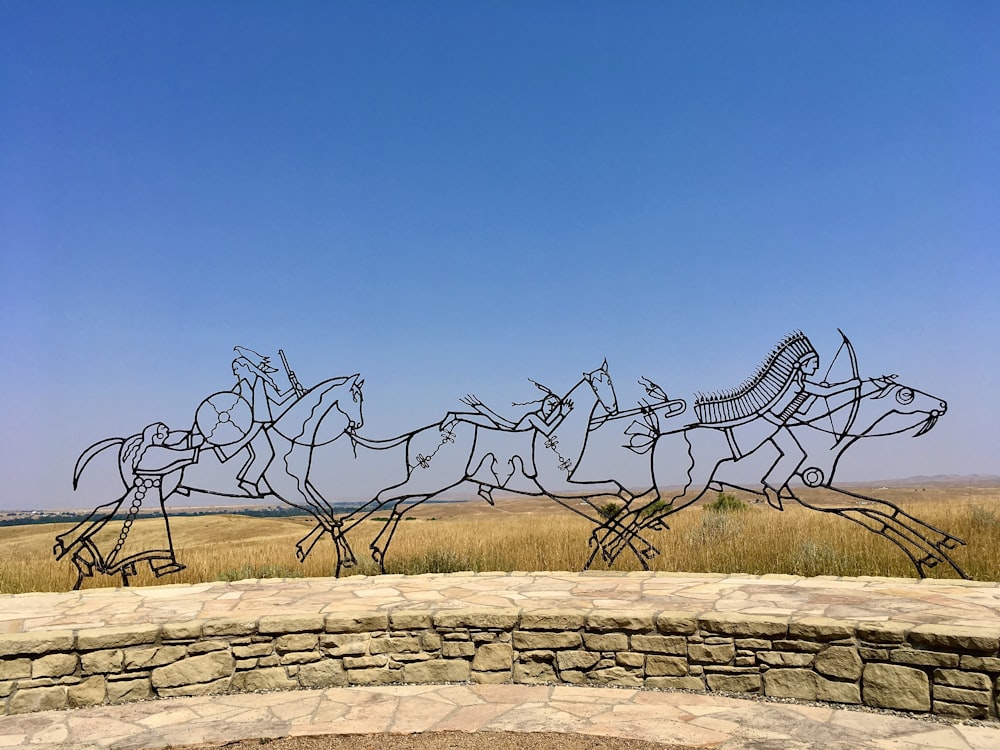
[2,2,998,509]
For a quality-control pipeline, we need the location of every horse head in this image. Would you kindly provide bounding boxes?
[335,375,364,433]
[858,377,947,439]
[796,376,947,489]
[584,359,618,416]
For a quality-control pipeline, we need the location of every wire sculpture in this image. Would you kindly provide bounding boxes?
[55,332,967,588]
[588,330,964,578]
[57,348,364,588]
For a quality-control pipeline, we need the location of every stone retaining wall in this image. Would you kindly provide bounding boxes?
[3,608,999,719]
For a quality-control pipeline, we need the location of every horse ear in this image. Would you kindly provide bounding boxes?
[357,378,365,389]
[601,358,608,372]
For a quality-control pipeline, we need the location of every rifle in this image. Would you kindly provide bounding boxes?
[279,349,306,398]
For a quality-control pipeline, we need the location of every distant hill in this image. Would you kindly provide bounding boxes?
[839,474,1000,489]
[6,475,999,516]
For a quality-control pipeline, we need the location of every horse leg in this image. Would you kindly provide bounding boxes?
[792,487,969,579]
[296,516,332,562]
[806,487,969,578]
[836,487,966,551]
[297,494,388,559]
[545,494,659,568]
[282,462,365,574]
[848,510,967,579]
[305,516,358,578]
[325,482,447,578]
[597,428,726,564]
[297,491,404,574]
[293,428,458,557]
[498,462,653,565]
[531,467,650,563]
[72,565,86,591]
[597,474,712,565]
[601,483,713,566]
[369,497,431,574]
[370,505,405,574]
[586,527,657,571]
[304,477,339,519]
[262,462,338,563]
[291,511,359,577]
[335,476,452,570]
[293,478,350,564]
[332,523,358,577]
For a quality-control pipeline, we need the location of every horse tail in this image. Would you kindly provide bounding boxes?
[73,437,125,490]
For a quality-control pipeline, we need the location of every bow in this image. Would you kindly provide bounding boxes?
[822,328,860,445]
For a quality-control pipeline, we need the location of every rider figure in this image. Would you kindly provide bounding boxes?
[442,381,574,504]
[764,351,860,509]
[444,381,574,435]
[696,333,861,512]
[222,346,296,496]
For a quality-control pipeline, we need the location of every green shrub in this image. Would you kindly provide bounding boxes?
[640,498,672,518]
[599,502,622,519]
[706,492,747,513]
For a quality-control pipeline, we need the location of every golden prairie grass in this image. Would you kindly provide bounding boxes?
[3,491,1000,594]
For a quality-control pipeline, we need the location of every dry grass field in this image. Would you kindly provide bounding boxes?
[3,485,1000,594]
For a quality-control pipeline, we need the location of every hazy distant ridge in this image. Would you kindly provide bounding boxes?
[841,474,1000,488]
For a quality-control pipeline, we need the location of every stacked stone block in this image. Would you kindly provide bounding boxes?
[3,607,1000,719]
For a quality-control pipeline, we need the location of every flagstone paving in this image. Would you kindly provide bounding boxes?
[3,572,1000,636]
[2,683,1000,749]
[4,572,1000,748]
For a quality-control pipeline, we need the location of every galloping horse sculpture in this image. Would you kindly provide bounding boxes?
[56,371,363,588]
[295,361,667,575]
[589,341,966,578]
[55,333,968,586]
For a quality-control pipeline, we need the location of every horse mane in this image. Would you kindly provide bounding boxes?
[694,331,817,426]
[271,375,354,446]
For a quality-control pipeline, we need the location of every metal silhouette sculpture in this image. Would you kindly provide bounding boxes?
[296,360,686,575]
[54,422,196,589]
[589,330,965,578]
[56,332,967,587]
[57,348,363,589]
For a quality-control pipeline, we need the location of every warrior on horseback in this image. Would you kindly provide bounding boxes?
[57,348,366,583]
[442,382,575,504]
[694,331,861,510]
[217,346,298,497]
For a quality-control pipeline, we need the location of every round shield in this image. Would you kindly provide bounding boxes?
[195,392,253,447]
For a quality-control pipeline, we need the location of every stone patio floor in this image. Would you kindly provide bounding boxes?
[4,572,1000,748]
[5,572,1000,635]
[3,682,1000,749]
